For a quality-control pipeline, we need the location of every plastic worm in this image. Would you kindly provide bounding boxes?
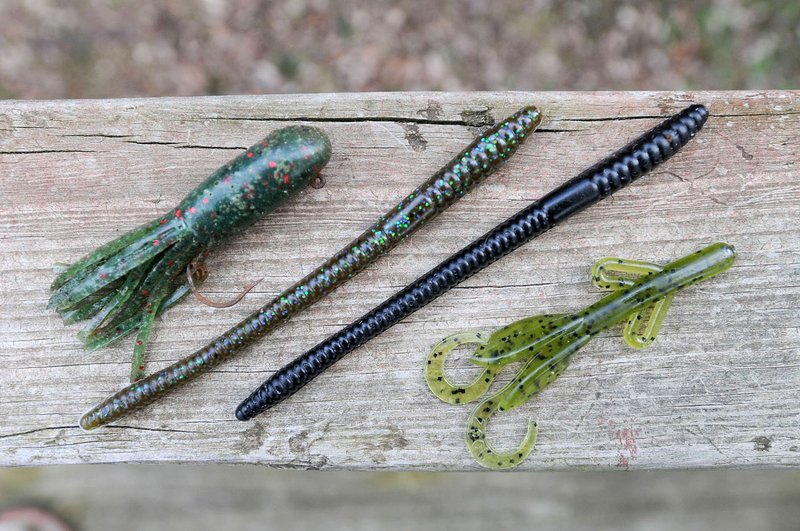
[50,125,332,382]
[79,106,543,430]
[235,103,709,421]
[425,242,736,469]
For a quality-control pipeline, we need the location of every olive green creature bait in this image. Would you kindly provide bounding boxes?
[79,106,542,430]
[425,242,736,470]
[49,126,332,382]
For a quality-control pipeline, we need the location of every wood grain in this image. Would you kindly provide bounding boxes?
[0,91,798,469]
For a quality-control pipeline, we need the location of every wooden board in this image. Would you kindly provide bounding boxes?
[0,91,798,469]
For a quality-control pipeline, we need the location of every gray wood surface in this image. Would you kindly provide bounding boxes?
[0,91,798,469]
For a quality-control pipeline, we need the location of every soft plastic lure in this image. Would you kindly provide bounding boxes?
[80,106,542,430]
[50,125,332,382]
[235,104,709,422]
[426,242,736,469]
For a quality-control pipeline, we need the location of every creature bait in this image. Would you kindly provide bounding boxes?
[426,242,736,469]
[235,104,709,422]
[79,106,543,430]
[50,125,332,382]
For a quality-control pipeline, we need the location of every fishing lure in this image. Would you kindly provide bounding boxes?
[79,106,543,430]
[235,103,709,422]
[426,242,736,469]
[50,125,332,382]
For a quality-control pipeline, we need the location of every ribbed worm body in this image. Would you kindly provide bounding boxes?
[80,106,542,430]
[236,104,709,421]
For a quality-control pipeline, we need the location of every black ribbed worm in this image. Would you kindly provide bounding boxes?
[80,106,542,430]
[236,104,709,421]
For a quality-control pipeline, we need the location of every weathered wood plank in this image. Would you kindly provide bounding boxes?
[0,91,798,469]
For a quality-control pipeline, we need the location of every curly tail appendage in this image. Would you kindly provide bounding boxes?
[466,395,539,470]
[423,331,542,470]
[424,327,562,470]
[466,329,576,470]
[424,331,496,404]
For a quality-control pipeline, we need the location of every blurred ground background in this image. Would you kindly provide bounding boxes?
[1,0,798,99]
[1,467,799,531]
[1,1,799,530]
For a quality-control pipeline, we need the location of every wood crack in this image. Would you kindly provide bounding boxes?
[122,139,182,146]
[118,139,247,150]
[568,114,666,122]
[62,133,134,139]
[174,144,246,150]
[535,127,589,133]
[104,425,199,434]
[197,115,482,127]
[0,149,97,154]
[0,425,76,440]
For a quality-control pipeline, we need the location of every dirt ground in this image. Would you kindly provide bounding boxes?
[0,0,797,99]
[1,466,799,531]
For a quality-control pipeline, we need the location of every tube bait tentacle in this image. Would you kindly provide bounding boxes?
[235,104,709,422]
[51,125,332,373]
[51,218,165,292]
[79,106,543,430]
[50,219,187,312]
[75,260,153,336]
[127,241,204,381]
[429,242,736,469]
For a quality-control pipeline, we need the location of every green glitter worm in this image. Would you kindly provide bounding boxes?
[50,125,332,382]
[79,106,543,430]
[425,242,736,469]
